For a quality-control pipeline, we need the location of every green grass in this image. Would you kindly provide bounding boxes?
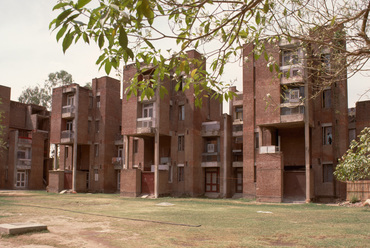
[0,192,369,247]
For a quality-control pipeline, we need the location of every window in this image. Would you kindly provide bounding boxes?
[118,147,123,158]
[142,103,154,118]
[133,139,138,153]
[95,120,100,133]
[96,96,101,108]
[17,147,31,159]
[65,146,69,158]
[178,135,185,151]
[235,106,243,120]
[282,49,298,66]
[292,69,299,77]
[322,89,331,108]
[207,143,215,153]
[289,89,300,102]
[178,166,184,182]
[177,76,185,91]
[89,96,93,109]
[66,120,73,131]
[94,144,99,157]
[179,105,185,121]
[321,54,331,71]
[323,164,333,182]
[323,126,333,145]
[16,170,27,188]
[67,95,74,106]
[254,132,259,149]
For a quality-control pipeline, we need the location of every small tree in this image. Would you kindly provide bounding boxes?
[335,127,370,181]
[18,70,73,110]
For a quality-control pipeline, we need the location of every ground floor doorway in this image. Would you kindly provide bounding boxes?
[205,168,219,193]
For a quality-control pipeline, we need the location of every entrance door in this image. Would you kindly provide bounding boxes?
[205,168,219,192]
[235,168,243,193]
[16,170,27,188]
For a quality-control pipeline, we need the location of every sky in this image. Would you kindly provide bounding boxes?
[0,1,368,110]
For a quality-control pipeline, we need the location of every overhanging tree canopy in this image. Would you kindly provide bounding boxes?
[50,0,370,104]
[334,127,370,182]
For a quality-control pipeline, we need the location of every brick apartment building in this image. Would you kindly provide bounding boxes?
[240,37,349,202]
[120,50,236,197]
[47,77,121,193]
[0,85,51,190]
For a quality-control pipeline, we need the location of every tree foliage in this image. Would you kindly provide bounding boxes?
[18,70,73,110]
[50,0,370,103]
[334,127,370,182]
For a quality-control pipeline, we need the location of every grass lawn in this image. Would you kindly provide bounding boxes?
[0,191,369,247]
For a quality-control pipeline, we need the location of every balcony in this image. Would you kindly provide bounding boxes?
[61,130,74,144]
[232,150,243,167]
[136,117,156,134]
[201,152,221,167]
[259,146,280,154]
[17,158,31,170]
[112,157,124,170]
[201,121,220,136]
[280,105,304,123]
[232,122,243,137]
[280,66,303,85]
[62,87,76,93]
[62,105,75,119]
[18,137,32,147]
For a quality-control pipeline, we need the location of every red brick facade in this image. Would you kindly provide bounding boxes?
[0,85,51,190]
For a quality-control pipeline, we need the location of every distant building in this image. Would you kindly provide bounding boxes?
[120,50,233,197]
[0,85,51,190]
[47,77,121,193]
[241,36,348,202]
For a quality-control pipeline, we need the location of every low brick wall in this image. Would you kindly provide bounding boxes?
[47,170,64,193]
[120,169,141,197]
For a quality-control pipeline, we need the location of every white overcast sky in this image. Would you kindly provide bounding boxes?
[0,0,368,109]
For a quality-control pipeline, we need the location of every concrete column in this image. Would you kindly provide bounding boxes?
[154,91,160,198]
[304,72,311,203]
[72,86,79,192]
[53,144,58,170]
[223,115,227,197]
[124,135,129,169]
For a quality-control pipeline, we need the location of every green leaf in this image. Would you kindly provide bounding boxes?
[76,0,92,9]
[263,0,269,13]
[53,2,70,11]
[56,25,67,42]
[62,31,73,53]
[256,11,261,25]
[57,9,73,22]
[98,33,104,49]
[118,27,128,48]
[83,33,90,44]
[105,59,112,74]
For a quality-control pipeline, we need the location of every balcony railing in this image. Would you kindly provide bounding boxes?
[112,157,125,169]
[259,146,280,154]
[201,121,220,136]
[115,133,123,145]
[61,130,74,143]
[202,153,220,162]
[137,117,155,128]
[17,158,31,167]
[62,105,75,118]
[62,105,75,114]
